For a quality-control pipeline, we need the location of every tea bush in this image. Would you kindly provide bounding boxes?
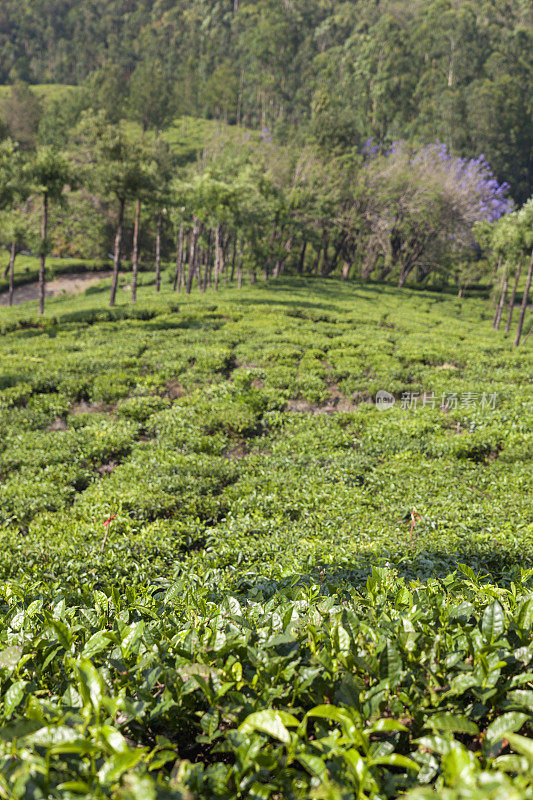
[0,276,531,798]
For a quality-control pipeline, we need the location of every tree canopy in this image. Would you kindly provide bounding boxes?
[0,0,531,201]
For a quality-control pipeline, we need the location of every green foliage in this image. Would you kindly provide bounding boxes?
[29,146,73,200]
[0,81,42,150]
[0,0,531,200]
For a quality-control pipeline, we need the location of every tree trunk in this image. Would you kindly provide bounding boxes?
[197,248,204,292]
[204,230,213,291]
[323,236,345,276]
[173,223,184,292]
[514,248,533,347]
[273,236,293,277]
[131,198,141,303]
[319,239,329,275]
[155,211,162,292]
[505,258,522,333]
[493,273,507,329]
[297,240,307,274]
[214,225,222,291]
[222,231,230,284]
[186,217,200,294]
[490,256,502,308]
[199,247,207,293]
[361,250,378,280]
[180,230,189,291]
[230,237,237,282]
[38,193,48,315]
[110,197,125,308]
[8,241,16,307]
[265,226,277,280]
[237,244,243,289]
[341,260,351,281]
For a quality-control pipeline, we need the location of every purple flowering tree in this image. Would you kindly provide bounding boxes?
[354,142,512,286]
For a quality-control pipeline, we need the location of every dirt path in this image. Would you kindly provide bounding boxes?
[0,271,112,307]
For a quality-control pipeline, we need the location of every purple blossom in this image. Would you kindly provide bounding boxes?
[385,141,513,222]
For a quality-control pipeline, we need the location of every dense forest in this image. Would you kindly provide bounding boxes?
[1,0,532,202]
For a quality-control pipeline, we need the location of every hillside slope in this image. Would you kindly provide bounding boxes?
[0,278,532,797]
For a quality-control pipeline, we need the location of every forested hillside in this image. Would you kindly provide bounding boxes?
[1,0,532,201]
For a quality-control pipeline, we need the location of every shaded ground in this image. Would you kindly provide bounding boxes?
[0,271,111,306]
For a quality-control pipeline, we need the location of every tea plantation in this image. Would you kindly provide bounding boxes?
[0,275,532,799]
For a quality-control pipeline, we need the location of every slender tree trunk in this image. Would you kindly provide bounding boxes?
[204,230,213,290]
[181,230,189,291]
[8,241,16,307]
[490,256,502,308]
[237,244,243,289]
[38,193,48,315]
[173,223,184,292]
[186,217,200,294]
[236,68,244,125]
[361,249,378,280]
[297,241,307,274]
[197,248,204,292]
[505,258,522,333]
[155,211,162,292]
[214,225,222,291]
[221,231,230,284]
[131,198,141,302]
[273,236,293,278]
[493,274,507,329]
[398,257,414,287]
[320,237,330,275]
[110,197,125,308]
[265,225,277,280]
[514,248,533,347]
[194,244,201,285]
[200,248,207,293]
[230,236,237,283]
[341,260,351,281]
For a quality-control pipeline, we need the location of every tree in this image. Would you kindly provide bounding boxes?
[149,138,176,294]
[0,82,42,150]
[1,209,30,306]
[128,57,175,134]
[0,140,31,305]
[28,146,73,314]
[0,139,22,211]
[513,199,533,347]
[88,119,149,307]
[356,143,513,286]
[84,62,129,125]
[38,90,86,149]
[128,145,154,303]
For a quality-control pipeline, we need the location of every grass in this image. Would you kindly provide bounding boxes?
[0,275,531,799]
[0,83,79,102]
